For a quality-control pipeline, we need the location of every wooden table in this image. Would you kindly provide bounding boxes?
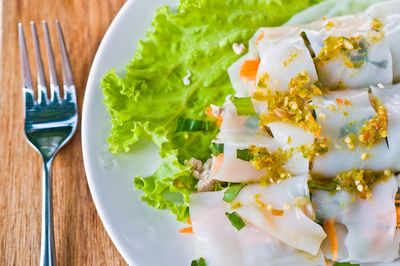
[0,0,128,265]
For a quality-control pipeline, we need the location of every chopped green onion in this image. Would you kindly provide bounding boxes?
[223,183,247,203]
[236,148,253,161]
[333,262,360,266]
[210,143,224,155]
[231,96,256,116]
[176,118,210,132]
[225,212,246,231]
[198,258,206,266]
[308,180,337,192]
[191,257,206,266]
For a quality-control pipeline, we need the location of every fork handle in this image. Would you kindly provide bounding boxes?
[39,159,56,266]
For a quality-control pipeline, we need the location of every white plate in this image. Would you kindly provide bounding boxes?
[82,0,389,265]
[82,0,196,265]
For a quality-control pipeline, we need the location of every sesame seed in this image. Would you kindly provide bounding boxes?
[361,153,368,160]
[384,169,392,177]
[283,202,291,210]
[344,40,353,49]
[318,113,326,120]
[328,104,336,111]
[266,204,273,211]
[183,70,192,86]
[344,136,352,144]
[232,43,246,55]
[294,196,310,207]
[357,184,364,192]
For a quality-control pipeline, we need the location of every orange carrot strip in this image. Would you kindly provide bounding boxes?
[205,107,223,127]
[336,98,343,104]
[240,60,260,81]
[186,218,192,225]
[396,205,400,228]
[213,154,224,174]
[323,218,338,262]
[179,226,193,234]
[255,32,264,45]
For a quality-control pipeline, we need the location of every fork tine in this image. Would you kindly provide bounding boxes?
[56,20,74,87]
[18,23,35,107]
[42,20,61,102]
[30,22,48,105]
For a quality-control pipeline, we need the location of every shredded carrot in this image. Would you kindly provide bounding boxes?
[396,193,400,228]
[324,257,332,266]
[205,107,223,127]
[255,32,264,45]
[213,153,224,174]
[336,98,343,104]
[323,218,338,262]
[179,226,193,234]
[186,218,192,225]
[240,60,260,81]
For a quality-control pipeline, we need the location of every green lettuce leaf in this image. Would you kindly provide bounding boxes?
[102,0,322,221]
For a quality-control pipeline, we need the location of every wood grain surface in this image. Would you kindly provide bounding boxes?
[0,0,128,265]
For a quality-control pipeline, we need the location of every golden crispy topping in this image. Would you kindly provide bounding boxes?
[271,209,284,216]
[343,133,356,150]
[371,18,384,31]
[315,36,367,69]
[359,98,387,147]
[253,70,323,137]
[247,146,293,186]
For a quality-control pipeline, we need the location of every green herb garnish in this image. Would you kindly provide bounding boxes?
[176,118,210,132]
[223,183,247,202]
[225,212,246,231]
[231,96,256,116]
[191,257,206,266]
[333,262,360,266]
[210,143,224,155]
[236,148,253,161]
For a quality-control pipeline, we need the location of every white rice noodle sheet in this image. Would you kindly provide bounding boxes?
[367,0,400,82]
[227,28,262,97]
[235,175,327,256]
[268,121,314,175]
[219,100,261,137]
[255,26,318,93]
[371,84,400,171]
[228,53,257,97]
[320,223,350,262]
[268,121,315,149]
[189,190,326,266]
[304,14,393,88]
[212,133,280,183]
[312,89,394,177]
[216,104,309,182]
[312,176,400,263]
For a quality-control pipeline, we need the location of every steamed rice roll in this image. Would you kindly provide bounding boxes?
[189,189,326,266]
[312,89,394,176]
[304,14,393,88]
[370,83,400,170]
[234,175,326,255]
[312,176,399,263]
[367,0,400,82]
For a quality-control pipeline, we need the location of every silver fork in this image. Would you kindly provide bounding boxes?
[18,20,78,266]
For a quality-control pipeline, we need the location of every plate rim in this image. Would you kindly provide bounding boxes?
[81,0,134,264]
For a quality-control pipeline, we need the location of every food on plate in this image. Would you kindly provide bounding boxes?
[102,0,400,265]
